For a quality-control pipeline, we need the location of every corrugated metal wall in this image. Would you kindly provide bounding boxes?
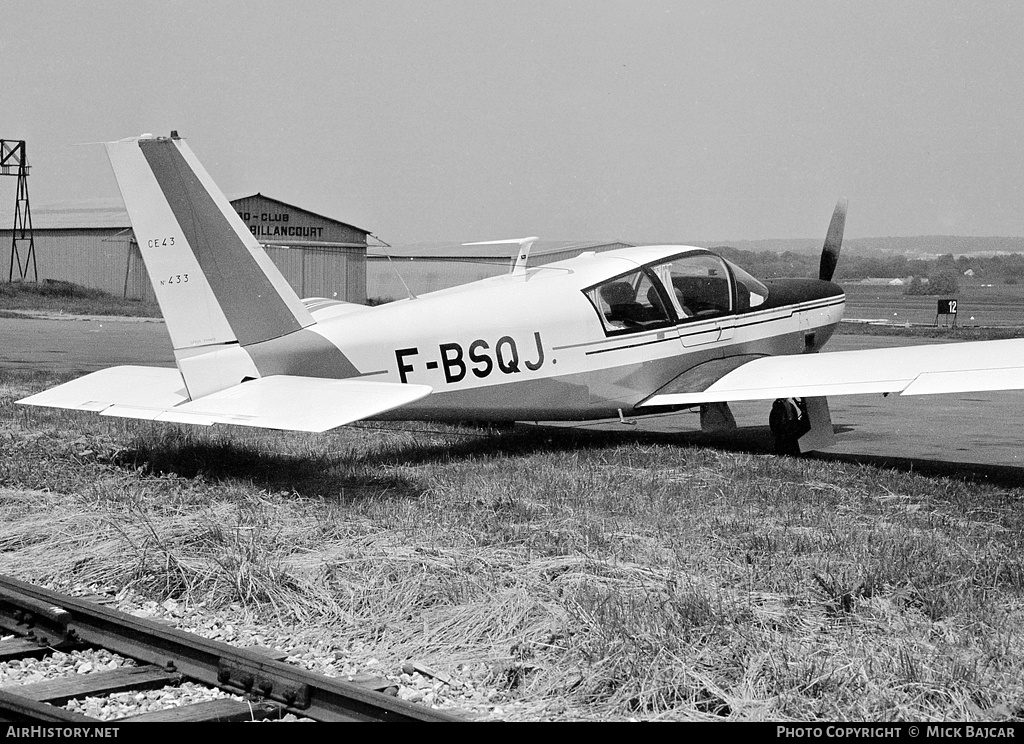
[264,244,366,302]
[123,240,151,301]
[1,229,367,304]
[0,228,133,294]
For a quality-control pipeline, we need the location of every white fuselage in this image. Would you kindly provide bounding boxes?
[300,246,846,421]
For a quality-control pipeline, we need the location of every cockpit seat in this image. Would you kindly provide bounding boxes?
[601,282,648,324]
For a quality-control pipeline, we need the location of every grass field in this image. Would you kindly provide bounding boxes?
[0,280,161,318]
[3,369,1024,721]
[843,282,1024,328]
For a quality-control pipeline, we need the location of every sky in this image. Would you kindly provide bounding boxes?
[2,0,1023,244]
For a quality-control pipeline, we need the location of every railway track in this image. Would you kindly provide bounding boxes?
[0,575,458,723]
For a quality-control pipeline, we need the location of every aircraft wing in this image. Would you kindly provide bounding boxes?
[18,366,432,432]
[639,338,1024,407]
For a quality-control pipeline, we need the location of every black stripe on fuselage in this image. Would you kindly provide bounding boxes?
[585,333,682,355]
[139,139,305,346]
[729,297,845,333]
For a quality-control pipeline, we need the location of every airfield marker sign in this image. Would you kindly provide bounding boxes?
[936,299,958,328]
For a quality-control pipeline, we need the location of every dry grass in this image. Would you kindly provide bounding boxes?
[2,369,1024,720]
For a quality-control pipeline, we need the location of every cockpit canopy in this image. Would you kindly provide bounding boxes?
[585,251,768,335]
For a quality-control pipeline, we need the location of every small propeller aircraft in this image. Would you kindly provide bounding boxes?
[18,133,1024,453]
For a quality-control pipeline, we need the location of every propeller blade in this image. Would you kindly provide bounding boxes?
[819,197,848,282]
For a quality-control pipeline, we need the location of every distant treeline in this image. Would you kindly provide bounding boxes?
[713,247,1024,289]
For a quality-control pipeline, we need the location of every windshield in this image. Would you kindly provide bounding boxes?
[650,254,732,319]
[724,260,768,310]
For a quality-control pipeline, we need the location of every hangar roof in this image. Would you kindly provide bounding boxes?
[29,198,130,229]
[29,193,369,234]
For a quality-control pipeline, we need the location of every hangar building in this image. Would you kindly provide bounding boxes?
[366,240,634,301]
[0,193,370,304]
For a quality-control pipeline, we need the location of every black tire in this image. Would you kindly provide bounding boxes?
[769,398,807,456]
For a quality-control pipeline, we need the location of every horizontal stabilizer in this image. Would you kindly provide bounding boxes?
[18,366,189,410]
[18,366,432,432]
[640,338,1024,407]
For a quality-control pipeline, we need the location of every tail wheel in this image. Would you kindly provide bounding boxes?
[769,397,809,455]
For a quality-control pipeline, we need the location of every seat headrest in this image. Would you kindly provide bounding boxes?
[600,281,635,304]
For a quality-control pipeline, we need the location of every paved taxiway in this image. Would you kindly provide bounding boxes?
[0,314,173,372]
[1,314,1020,470]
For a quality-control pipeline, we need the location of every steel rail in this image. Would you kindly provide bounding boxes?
[0,575,458,722]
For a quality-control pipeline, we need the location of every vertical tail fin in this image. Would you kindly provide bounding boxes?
[105,133,325,399]
[105,133,314,351]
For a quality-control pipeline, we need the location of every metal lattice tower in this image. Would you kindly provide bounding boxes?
[1,140,37,282]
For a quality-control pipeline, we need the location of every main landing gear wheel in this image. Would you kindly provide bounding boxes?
[769,397,810,455]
